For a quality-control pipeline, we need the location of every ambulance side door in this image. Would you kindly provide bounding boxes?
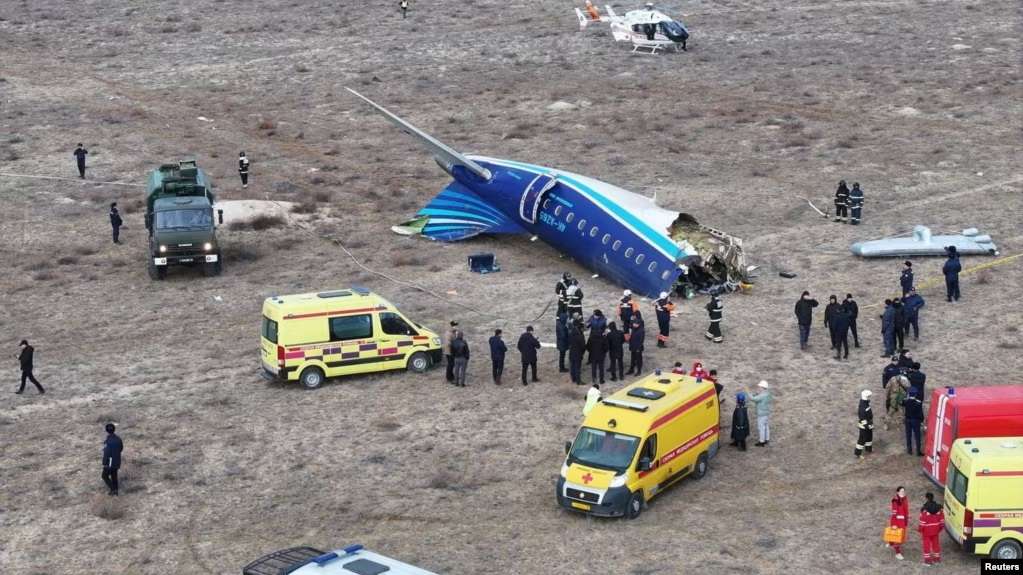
[328,313,375,376]
[636,434,667,500]
[376,312,417,371]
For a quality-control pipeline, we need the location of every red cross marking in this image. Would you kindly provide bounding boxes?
[582,472,594,484]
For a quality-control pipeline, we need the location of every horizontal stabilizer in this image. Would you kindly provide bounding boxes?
[346,87,492,181]
[395,181,526,242]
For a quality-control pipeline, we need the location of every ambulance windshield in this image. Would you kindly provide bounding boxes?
[568,427,639,473]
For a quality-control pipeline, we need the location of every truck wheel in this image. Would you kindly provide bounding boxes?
[692,452,709,480]
[299,367,325,389]
[407,351,430,373]
[625,491,643,520]
[992,539,1022,560]
[148,262,166,280]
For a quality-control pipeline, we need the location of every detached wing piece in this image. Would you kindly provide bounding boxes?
[391,181,526,241]
[346,87,492,181]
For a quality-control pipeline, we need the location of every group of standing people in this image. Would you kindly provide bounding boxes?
[832,180,865,225]
[887,487,945,565]
[795,291,860,357]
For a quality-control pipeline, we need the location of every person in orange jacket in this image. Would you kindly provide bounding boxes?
[584,0,601,20]
[887,486,909,560]
[917,492,945,565]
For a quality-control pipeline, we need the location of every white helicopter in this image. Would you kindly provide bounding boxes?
[579,3,690,54]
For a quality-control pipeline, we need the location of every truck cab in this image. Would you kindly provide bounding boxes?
[145,160,223,279]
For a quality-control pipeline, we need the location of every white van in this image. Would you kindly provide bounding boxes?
[243,544,437,575]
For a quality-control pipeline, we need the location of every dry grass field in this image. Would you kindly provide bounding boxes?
[1,0,1021,573]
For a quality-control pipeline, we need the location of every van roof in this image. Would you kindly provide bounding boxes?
[954,437,1023,462]
[585,372,716,437]
[242,545,437,575]
[263,287,393,319]
[932,385,1023,406]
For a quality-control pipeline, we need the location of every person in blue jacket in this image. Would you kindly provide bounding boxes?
[489,329,507,385]
[900,261,914,297]
[902,288,925,340]
[902,385,925,456]
[942,246,962,302]
[102,423,123,496]
[881,299,897,357]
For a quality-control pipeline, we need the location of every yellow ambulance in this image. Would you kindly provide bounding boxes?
[260,287,443,389]
[557,371,720,518]
[944,437,1023,560]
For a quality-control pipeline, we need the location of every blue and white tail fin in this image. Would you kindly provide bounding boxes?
[391,180,526,242]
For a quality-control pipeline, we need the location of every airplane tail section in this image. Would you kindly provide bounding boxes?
[391,180,526,242]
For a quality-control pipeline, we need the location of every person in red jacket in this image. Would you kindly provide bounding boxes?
[690,361,709,380]
[917,492,944,565]
[887,486,909,560]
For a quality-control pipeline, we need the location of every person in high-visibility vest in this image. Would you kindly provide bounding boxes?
[848,182,864,224]
[654,292,675,348]
[855,389,874,459]
[704,295,723,343]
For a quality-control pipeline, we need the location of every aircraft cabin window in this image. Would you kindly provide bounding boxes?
[590,226,599,238]
[602,234,611,245]
[636,254,645,265]
[577,219,587,231]
[566,212,575,223]
[661,270,672,281]
[543,199,550,209]
[612,240,622,251]
[648,261,657,273]
[624,247,634,258]
[554,205,563,216]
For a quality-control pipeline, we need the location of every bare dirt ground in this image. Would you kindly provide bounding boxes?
[1,0,1021,573]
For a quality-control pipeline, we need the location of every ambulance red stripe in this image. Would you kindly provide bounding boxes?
[980,470,1023,477]
[649,388,716,432]
[283,306,381,320]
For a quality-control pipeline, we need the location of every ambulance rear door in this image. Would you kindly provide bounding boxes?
[925,391,956,485]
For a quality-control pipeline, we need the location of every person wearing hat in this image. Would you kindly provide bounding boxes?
[15,339,45,395]
[606,322,625,381]
[942,246,961,302]
[900,261,914,297]
[880,299,897,357]
[704,295,723,343]
[918,492,945,565]
[855,389,875,459]
[848,182,864,224]
[583,382,601,415]
[517,325,541,386]
[102,423,123,495]
[238,151,250,188]
[566,280,584,319]
[450,331,470,387]
[902,382,924,456]
[567,321,586,385]
[626,313,645,376]
[902,288,925,340]
[555,312,569,373]
[443,321,459,383]
[73,143,88,178]
[556,273,573,316]
[841,293,860,348]
[749,381,772,447]
[833,180,850,223]
[618,290,637,337]
[823,295,841,350]
[794,291,819,350]
[109,202,124,244]
[586,322,608,385]
[730,392,750,451]
[653,291,675,348]
[488,329,507,385]
[882,355,903,388]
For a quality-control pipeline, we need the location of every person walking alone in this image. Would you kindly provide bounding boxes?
[517,325,540,386]
[488,329,506,385]
[238,151,250,188]
[626,314,645,376]
[855,389,874,459]
[102,423,123,496]
[15,339,44,395]
[918,493,945,565]
[108,202,123,244]
[887,486,909,560]
[943,246,962,302]
[654,291,675,348]
[842,293,860,347]
[833,180,850,223]
[606,322,625,382]
[704,295,723,343]
[794,291,819,350]
[73,143,88,178]
[444,321,458,384]
[450,331,469,387]
[730,392,750,451]
[750,381,772,447]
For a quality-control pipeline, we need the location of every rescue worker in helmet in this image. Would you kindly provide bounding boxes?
[654,291,676,348]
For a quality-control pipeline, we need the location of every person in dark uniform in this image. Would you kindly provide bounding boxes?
[400,0,409,18]
[704,295,723,343]
[626,314,645,375]
[15,339,44,395]
[794,291,819,350]
[618,290,635,336]
[848,182,864,224]
[555,312,569,373]
[855,390,874,459]
[444,321,458,383]
[568,323,586,385]
[902,288,925,340]
[831,306,851,360]
[882,355,903,388]
[587,324,608,385]
[833,180,850,223]
[102,423,123,495]
[238,151,250,188]
[892,298,906,352]
[730,392,750,451]
[842,293,860,347]
[450,331,469,387]
[823,295,841,349]
[881,299,896,357]
[488,329,506,385]
[900,261,914,297]
[606,322,624,381]
[109,202,123,244]
[906,362,926,397]
[942,246,962,302]
[556,273,572,315]
[654,291,675,348]
[902,385,924,456]
[517,326,540,386]
[73,143,88,178]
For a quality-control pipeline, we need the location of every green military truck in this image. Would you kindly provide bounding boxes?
[145,160,224,280]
